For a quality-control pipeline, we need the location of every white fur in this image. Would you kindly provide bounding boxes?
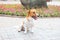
[18,17,34,33]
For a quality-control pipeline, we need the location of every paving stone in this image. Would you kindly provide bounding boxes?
[0,37,2,40]
[0,17,60,40]
[4,39,10,40]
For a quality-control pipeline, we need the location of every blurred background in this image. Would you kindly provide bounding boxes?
[0,0,60,17]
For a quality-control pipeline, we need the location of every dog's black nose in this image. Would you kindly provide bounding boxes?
[37,15,39,17]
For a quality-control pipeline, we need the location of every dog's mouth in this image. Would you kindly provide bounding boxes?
[32,16,37,20]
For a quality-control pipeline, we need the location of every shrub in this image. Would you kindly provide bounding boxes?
[5,11,12,15]
[15,11,21,16]
[43,13,51,17]
[0,9,4,14]
[53,11,60,17]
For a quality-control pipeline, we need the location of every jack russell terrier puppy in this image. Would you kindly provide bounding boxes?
[18,9,38,34]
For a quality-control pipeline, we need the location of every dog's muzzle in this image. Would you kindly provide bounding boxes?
[32,13,39,20]
[32,16,37,20]
[32,13,38,20]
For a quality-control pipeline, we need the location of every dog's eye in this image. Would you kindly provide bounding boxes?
[33,12,35,14]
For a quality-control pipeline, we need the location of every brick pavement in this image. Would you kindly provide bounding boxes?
[0,17,60,40]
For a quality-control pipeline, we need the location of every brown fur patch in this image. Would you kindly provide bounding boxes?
[21,26,25,31]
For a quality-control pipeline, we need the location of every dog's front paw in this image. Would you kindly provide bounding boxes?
[18,30,21,32]
[18,29,21,32]
[24,31,28,34]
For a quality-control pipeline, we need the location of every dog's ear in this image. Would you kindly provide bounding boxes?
[27,10,31,16]
[27,10,30,14]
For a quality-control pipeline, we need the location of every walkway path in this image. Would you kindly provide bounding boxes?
[0,17,60,40]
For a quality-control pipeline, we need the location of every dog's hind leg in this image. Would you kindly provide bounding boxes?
[18,25,22,32]
[18,25,25,32]
[21,26,25,31]
[18,26,21,32]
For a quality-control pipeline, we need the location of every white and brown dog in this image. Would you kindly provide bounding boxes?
[18,9,38,34]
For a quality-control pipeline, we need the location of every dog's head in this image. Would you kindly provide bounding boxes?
[27,9,38,20]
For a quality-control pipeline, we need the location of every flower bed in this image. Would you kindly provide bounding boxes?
[0,4,27,16]
[34,5,60,17]
[0,4,60,17]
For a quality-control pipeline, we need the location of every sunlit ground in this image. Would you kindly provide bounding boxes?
[0,17,60,40]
